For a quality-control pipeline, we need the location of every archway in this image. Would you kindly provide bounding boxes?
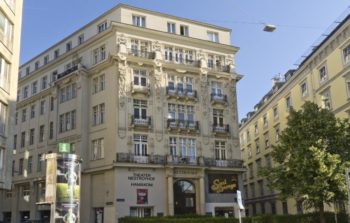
[173,180,196,215]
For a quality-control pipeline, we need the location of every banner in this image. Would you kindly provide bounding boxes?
[137,189,148,204]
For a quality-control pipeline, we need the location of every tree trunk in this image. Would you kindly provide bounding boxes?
[319,202,326,223]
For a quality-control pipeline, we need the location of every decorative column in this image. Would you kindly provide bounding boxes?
[199,177,206,215]
[167,176,174,216]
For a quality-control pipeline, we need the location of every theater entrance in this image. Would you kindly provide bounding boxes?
[173,180,196,215]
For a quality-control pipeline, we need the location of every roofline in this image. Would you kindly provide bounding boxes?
[20,3,232,68]
[117,3,232,32]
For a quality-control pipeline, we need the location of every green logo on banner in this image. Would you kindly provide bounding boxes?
[58,143,71,153]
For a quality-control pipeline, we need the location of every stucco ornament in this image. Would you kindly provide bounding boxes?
[118,62,127,98]
[152,41,163,65]
[117,34,128,60]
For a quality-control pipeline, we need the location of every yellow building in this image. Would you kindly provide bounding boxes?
[0,4,244,223]
[239,12,350,216]
[0,0,22,190]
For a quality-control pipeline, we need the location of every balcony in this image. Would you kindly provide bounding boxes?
[164,57,199,67]
[212,124,230,135]
[166,87,197,101]
[166,155,198,165]
[210,93,227,105]
[203,157,243,168]
[129,49,155,59]
[131,82,150,95]
[57,65,79,80]
[116,153,166,164]
[208,64,231,73]
[131,116,152,129]
[167,119,199,133]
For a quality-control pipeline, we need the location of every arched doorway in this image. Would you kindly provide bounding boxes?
[173,180,196,215]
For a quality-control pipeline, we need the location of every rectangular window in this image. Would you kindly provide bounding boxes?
[23,86,28,98]
[54,49,60,59]
[263,115,268,129]
[50,97,54,111]
[247,145,252,158]
[319,66,327,83]
[180,25,189,36]
[78,34,84,45]
[273,107,279,120]
[133,99,147,120]
[35,61,39,70]
[91,138,104,160]
[0,11,14,49]
[300,82,308,97]
[22,108,26,122]
[275,126,280,142]
[169,137,177,156]
[207,31,219,42]
[30,104,35,119]
[343,44,350,65]
[44,55,49,65]
[98,21,107,33]
[39,125,45,142]
[285,96,292,111]
[59,110,76,133]
[40,100,45,115]
[255,139,260,154]
[132,15,146,27]
[29,128,34,145]
[92,46,106,64]
[59,83,77,103]
[26,66,30,75]
[13,134,17,150]
[215,141,226,160]
[213,109,224,127]
[66,41,72,52]
[208,55,214,68]
[133,69,147,87]
[211,81,222,96]
[37,154,42,172]
[254,123,259,135]
[165,46,173,61]
[92,103,105,126]
[28,156,32,174]
[31,81,37,94]
[321,91,332,110]
[41,76,47,90]
[49,122,54,139]
[264,132,270,148]
[19,158,23,175]
[0,102,7,134]
[167,22,176,34]
[134,135,147,156]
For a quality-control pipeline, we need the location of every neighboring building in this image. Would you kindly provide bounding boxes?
[239,10,350,216]
[0,4,243,222]
[0,0,23,191]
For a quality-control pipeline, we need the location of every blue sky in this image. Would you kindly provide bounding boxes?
[21,0,350,119]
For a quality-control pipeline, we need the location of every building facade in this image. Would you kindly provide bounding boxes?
[239,12,350,216]
[0,0,22,190]
[0,4,244,223]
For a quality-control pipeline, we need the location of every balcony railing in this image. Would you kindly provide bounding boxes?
[57,65,79,80]
[210,93,227,104]
[164,56,199,67]
[212,124,230,134]
[166,155,198,165]
[208,64,230,73]
[131,82,150,95]
[116,153,166,164]
[116,153,243,168]
[203,157,243,168]
[129,49,155,59]
[131,116,152,128]
[166,87,197,100]
[167,119,199,132]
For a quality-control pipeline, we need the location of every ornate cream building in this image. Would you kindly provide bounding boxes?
[239,11,350,216]
[0,4,244,223]
[0,0,22,190]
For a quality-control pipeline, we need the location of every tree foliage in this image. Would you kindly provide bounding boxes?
[261,102,350,222]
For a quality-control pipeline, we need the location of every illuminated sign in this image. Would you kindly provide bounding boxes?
[208,173,238,193]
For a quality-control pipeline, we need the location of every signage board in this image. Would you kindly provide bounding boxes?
[208,173,238,193]
[58,143,71,154]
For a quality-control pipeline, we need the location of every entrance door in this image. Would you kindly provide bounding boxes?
[173,180,196,215]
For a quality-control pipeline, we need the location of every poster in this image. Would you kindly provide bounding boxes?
[136,189,148,204]
[55,154,81,223]
[208,173,238,193]
[45,153,57,203]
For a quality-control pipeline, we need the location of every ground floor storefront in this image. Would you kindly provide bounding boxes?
[0,165,244,223]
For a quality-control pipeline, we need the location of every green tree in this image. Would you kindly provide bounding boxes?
[261,102,350,223]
